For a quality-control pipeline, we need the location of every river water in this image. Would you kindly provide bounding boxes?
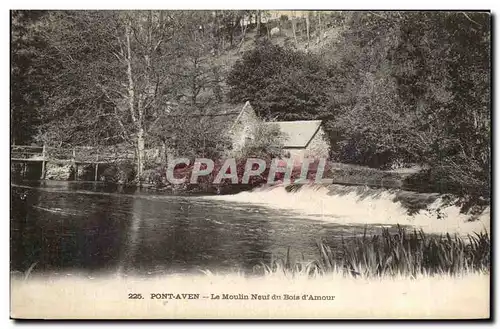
[11,181,397,277]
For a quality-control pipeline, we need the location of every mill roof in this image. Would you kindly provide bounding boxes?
[265,120,323,148]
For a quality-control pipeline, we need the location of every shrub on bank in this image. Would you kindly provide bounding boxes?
[101,161,136,185]
[403,169,490,214]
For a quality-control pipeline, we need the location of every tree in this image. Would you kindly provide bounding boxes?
[305,12,310,47]
[317,11,322,43]
[256,10,261,37]
[239,121,285,159]
[291,11,298,46]
[11,11,47,145]
[170,11,224,108]
[324,11,490,198]
[227,40,333,120]
[211,10,249,49]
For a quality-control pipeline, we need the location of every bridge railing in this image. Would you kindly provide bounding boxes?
[11,145,45,160]
[46,146,74,161]
[11,145,136,163]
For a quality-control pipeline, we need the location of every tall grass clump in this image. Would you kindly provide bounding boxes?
[261,226,490,279]
[255,247,325,278]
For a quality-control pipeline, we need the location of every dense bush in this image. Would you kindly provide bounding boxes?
[227,39,333,121]
[141,167,166,186]
[403,169,490,214]
[238,121,286,159]
[101,161,137,185]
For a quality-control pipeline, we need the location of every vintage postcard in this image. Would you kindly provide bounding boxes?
[10,10,491,319]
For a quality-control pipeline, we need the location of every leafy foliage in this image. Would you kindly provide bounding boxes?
[326,12,489,183]
[238,121,286,159]
[11,11,48,145]
[227,40,333,120]
[101,161,137,184]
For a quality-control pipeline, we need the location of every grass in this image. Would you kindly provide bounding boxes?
[256,226,490,279]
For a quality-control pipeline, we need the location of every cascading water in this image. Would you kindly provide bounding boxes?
[204,184,490,235]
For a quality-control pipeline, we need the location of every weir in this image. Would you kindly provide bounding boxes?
[204,184,490,236]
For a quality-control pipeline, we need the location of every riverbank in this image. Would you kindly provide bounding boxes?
[204,184,490,235]
[11,272,489,319]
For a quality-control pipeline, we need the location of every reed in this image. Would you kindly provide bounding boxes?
[259,226,490,278]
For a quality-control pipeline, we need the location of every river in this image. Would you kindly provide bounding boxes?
[10,180,400,277]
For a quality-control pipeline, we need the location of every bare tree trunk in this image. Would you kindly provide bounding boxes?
[161,138,168,164]
[229,22,234,46]
[211,11,219,55]
[137,92,145,181]
[212,66,223,102]
[125,26,136,125]
[256,10,261,36]
[291,12,298,46]
[125,21,144,181]
[237,21,248,53]
[191,58,198,106]
[136,127,145,178]
[305,14,310,47]
[318,11,322,43]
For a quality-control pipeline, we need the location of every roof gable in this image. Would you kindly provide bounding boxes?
[229,101,254,132]
[265,120,322,148]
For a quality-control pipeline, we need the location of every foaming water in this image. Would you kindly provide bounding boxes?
[205,184,490,235]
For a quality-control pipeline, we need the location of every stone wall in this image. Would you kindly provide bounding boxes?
[45,163,73,180]
[44,163,100,181]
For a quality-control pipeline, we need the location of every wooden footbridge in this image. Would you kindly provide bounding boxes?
[11,145,135,180]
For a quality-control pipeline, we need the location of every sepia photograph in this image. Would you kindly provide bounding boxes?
[9,9,491,319]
